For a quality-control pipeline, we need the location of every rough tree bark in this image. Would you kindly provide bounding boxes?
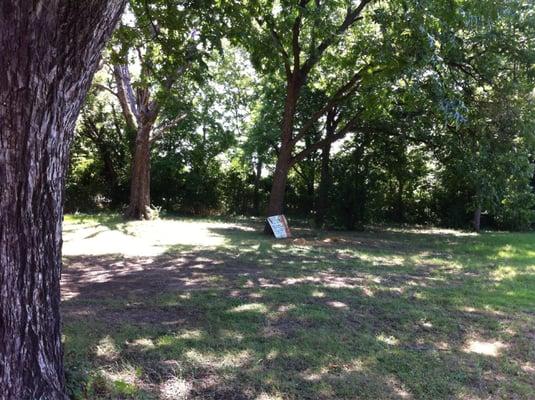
[0,1,125,398]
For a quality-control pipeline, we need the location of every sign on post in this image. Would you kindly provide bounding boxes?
[267,215,291,239]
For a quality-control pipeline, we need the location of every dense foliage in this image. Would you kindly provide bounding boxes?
[67,0,535,231]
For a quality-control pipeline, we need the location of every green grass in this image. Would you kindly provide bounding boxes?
[61,215,535,399]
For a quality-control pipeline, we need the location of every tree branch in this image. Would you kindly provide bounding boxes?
[291,67,365,147]
[93,83,118,98]
[301,0,374,76]
[150,113,187,143]
[269,139,280,156]
[257,16,292,78]
[110,104,126,142]
[290,111,361,167]
[113,64,139,131]
[80,115,101,143]
[291,0,315,78]
[291,7,304,72]
[291,162,309,182]
[142,0,163,42]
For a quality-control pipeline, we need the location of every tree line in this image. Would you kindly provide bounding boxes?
[69,0,535,232]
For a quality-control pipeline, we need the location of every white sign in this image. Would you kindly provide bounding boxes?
[267,215,291,239]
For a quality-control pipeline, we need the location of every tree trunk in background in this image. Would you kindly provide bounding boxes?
[124,86,159,220]
[315,142,331,228]
[125,124,153,219]
[253,160,263,216]
[0,1,124,398]
[315,109,337,228]
[264,78,301,233]
[264,146,292,232]
[302,134,315,216]
[473,206,482,233]
[395,178,405,223]
[350,137,369,230]
[306,178,315,213]
[260,3,371,233]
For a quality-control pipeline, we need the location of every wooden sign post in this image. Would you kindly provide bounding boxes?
[267,215,292,239]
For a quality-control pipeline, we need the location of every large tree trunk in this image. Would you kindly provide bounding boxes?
[266,145,292,216]
[264,146,292,233]
[120,81,159,220]
[125,124,152,220]
[0,1,124,398]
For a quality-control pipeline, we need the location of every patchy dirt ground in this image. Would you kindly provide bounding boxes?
[61,215,535,400]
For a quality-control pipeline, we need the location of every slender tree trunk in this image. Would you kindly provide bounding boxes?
[125,124,152,219]
[395,178,405,223]
[0,1,124,398]
[315,141,332,228]
[352,138,369,230]
[315,109,337,228]
[307,180,315,214]
[253,159,263,216]
[473,205,482,233]
[302,134,315,216]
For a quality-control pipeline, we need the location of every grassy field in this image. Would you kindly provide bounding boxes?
[61,214,535,399]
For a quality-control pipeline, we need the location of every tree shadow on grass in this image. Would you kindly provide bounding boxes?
[61,225,535,399]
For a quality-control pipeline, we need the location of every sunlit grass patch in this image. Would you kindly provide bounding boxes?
[463,339,507,357]
[229,302,268,314]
